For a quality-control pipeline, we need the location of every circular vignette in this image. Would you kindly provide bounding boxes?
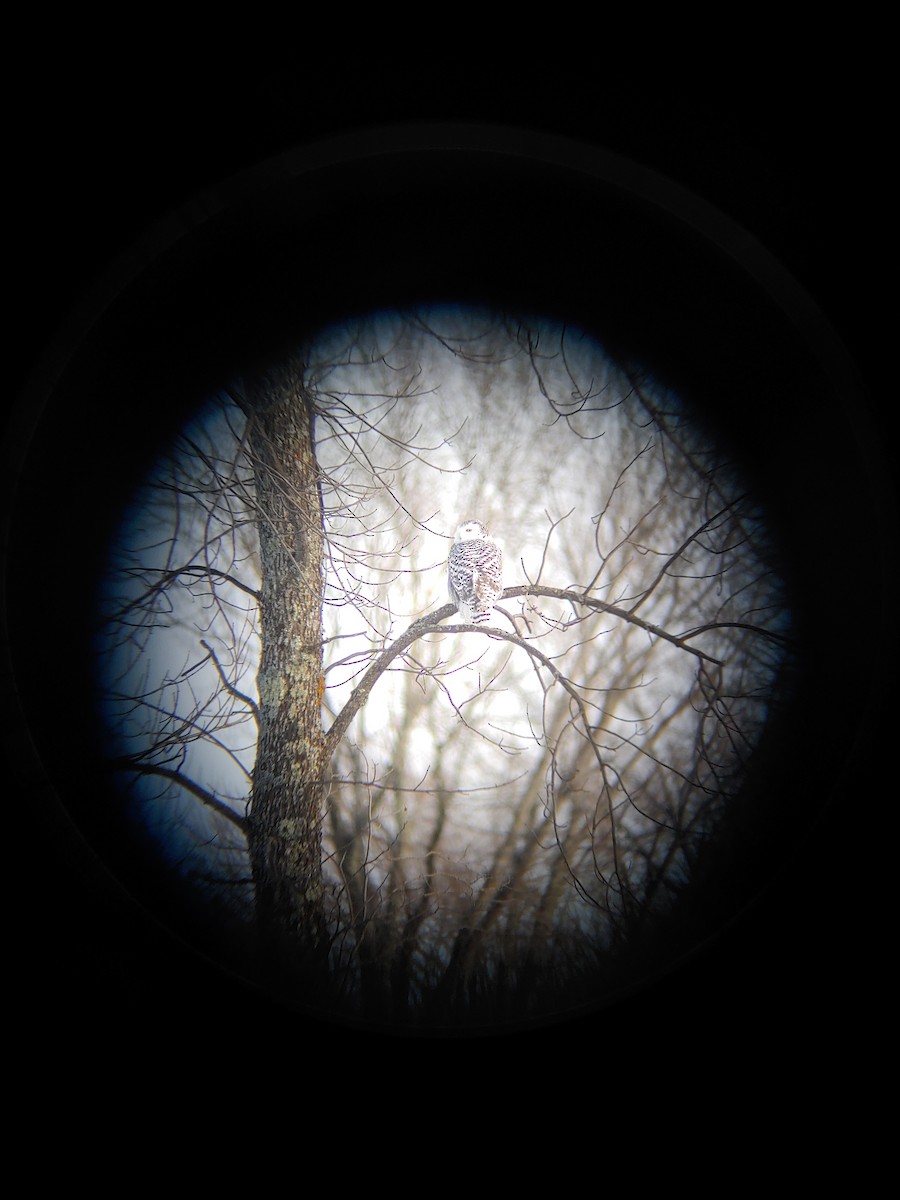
[4,124,890,1044]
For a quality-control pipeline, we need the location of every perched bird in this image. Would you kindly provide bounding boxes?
[448,519,503,625]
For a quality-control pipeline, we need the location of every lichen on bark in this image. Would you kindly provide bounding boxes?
[237,358,330,978]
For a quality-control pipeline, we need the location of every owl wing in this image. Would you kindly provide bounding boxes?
[473,545,502,605]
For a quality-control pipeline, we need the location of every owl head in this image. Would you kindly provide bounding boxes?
[454,519,489,541]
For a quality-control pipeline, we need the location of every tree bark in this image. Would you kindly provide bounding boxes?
[240,359,329,980]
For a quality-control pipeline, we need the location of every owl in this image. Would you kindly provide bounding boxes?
[448,519,503,625]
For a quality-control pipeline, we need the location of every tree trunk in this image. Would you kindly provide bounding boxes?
[241,358,329,981]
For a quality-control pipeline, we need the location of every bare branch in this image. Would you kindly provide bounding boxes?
[107,758,248,832]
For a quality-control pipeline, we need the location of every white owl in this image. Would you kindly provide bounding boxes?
[448,519,503,625]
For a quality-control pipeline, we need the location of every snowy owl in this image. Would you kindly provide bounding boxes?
[448,519,503,625]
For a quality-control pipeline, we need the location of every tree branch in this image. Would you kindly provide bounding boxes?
[502,585,727,666]
[200,638,259,720]
[107,758,248,833]
[322,580,758,761]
